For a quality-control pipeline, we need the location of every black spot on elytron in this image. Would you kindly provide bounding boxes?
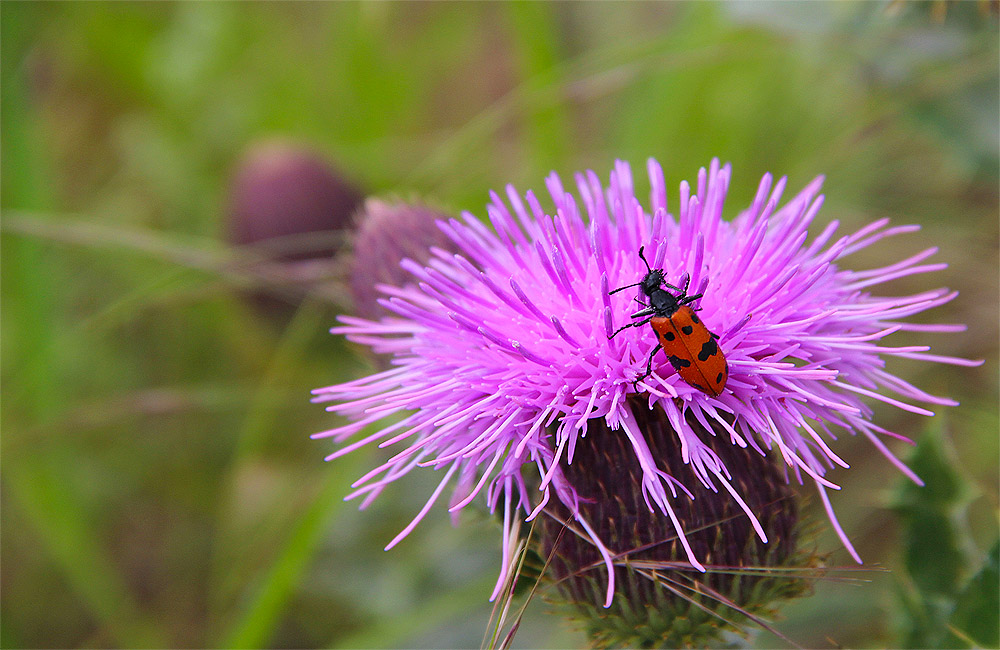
[710,331,719,340]
[681,325,693,335]
[662,330,675,341]
[690,382,706,392]
[698,337,719,361]
[690,312,700,324]
[668,354,691,370]
[716,372,724,384]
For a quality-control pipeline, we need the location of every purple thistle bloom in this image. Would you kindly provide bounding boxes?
[312,158,979,607]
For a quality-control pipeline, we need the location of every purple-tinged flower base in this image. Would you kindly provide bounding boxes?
[312,159,980,607]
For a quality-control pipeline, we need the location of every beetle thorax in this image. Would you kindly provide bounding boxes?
[647,288,680,317]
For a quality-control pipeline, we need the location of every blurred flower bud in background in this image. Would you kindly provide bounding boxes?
[226,139,361,259]
[223,139,363,312]
[349,199,459,321]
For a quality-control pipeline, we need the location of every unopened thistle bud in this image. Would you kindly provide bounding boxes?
[224,139,363,312]
[226,139,361,260]
[349,199,459,321]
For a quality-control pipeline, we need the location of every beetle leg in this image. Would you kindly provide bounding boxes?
[608,322,634,339]
[633,342,662,390]
[679,293,703,305]
[665,275,692,299]
[609,316,652,339]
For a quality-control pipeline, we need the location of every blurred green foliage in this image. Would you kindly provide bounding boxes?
[891,422,998,648]
[2,2,997,648]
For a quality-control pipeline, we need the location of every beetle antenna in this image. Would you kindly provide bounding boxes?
[637,246,652,272]
[609,281,641,295]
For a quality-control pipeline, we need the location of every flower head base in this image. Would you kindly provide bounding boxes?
[313,158,978,608]
[537,398,813,647]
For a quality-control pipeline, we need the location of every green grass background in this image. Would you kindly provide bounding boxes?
[2,2,997,648]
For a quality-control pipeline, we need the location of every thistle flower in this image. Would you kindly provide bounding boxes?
[312,158,977,612]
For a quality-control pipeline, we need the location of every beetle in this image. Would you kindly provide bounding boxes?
[609,246,728,396]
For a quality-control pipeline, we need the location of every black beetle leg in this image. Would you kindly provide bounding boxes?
[679,293,702,305]
[609,316,652,339]
[633,342,662,390]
